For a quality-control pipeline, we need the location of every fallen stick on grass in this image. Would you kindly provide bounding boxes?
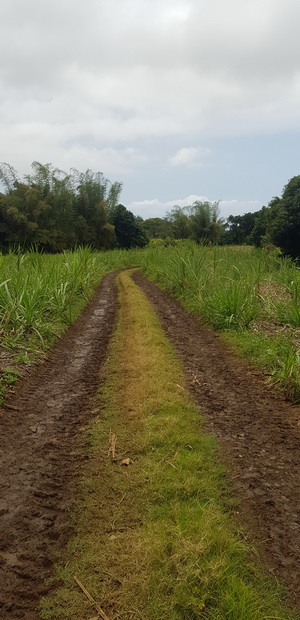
[73,575,110,620]
[108,428,117,459]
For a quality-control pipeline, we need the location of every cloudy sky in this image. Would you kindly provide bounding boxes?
[1,0,300,220]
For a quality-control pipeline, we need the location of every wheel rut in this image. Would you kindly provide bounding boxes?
[133,271,300,606]
[0,272,118,619]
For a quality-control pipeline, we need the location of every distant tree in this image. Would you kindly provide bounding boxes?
[268,177,300,258]
[166,206,191,239]
[209,201,225,244]
[107,181,123,213]
[142,217,173,240]
[135,215,144,224]
[225,175,300,258]
[0,194,7,243]
[225,212,257,245]
[189,201,224,244]
[111,204,147,249]
[0,163,18,192]
[0,162,122,252]
[246,207,267,247]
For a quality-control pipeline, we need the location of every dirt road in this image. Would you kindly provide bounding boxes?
[1,270,300,618]
[0,273,118,619]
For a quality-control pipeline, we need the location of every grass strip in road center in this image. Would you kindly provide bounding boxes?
[41,269,296,620]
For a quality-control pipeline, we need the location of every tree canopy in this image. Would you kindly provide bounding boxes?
[110,204,147,249]
[2,163,299,259]
[224,176,300,259]
[140,202,226,245]
[0,162,126,252]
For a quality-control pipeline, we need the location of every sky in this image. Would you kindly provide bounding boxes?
[1,0,300,220]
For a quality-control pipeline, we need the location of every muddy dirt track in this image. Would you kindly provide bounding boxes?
[1,270,300,618]
[0,273,118,619]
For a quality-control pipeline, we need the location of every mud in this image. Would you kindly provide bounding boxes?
[133,272,300,605]
[0,272,118,619]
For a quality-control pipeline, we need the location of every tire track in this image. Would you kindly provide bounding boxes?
[0,272,118,619]
[133,271,300,606]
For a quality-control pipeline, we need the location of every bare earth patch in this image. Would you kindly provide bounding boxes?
[0,272,118,620]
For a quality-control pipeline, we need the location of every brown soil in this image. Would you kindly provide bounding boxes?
[133,272,300,606]
[0,272,118,620]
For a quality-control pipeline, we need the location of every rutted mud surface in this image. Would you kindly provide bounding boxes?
[133,272,300,605]
[0,272,118,619]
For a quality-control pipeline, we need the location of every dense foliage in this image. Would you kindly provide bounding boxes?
[141,177,300,259]
[0,162,146,252]
[225,176,300,258]
[110,204,147,249]
[142,200,224,245]
[1,162,299,258]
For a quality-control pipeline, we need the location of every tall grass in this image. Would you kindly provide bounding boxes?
[139,242,300,400]
[140,243,276,329]
[0,247,140,353]
[1,243,300,401]
[0,246,142,402]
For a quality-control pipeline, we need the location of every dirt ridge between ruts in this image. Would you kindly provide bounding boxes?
[0,272,119,620]
[133,271,300,606]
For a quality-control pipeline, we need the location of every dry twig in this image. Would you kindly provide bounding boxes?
[108,428,117,459]
[73,575,110,620]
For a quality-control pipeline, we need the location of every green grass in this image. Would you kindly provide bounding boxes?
[222,330,300,402]
[40,270,296,620]
[0,246,141,374]
[0,246,143,409]
[138,242,300,400]
[1,243,300,401]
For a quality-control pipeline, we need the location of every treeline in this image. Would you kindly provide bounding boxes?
[0,162,147,252]
[1,162,299,259]
[141,175,300,259]
[225,175,300,259]
[142,201,224,245]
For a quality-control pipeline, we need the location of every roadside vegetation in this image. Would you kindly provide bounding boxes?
[40,270,296,619]
[0,246,140,402]
[1,242,300,405]
[140,243,300,401]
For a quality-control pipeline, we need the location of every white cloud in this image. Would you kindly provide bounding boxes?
[170,147,210,167]
[1,0,300,149]
[128,196,262,219]
[0,0,299,203]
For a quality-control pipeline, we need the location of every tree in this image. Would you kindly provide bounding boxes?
[225,212,257,245]
[269,177,300,258]
[248,206,269,247]
[0,162,122,252]
[111,204,147,249]
[166,206,191,239]
[0,193,8,249]
[189,201,224,244]
[141,217,172,240]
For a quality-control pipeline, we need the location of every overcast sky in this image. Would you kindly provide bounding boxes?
[1,0,300,220]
